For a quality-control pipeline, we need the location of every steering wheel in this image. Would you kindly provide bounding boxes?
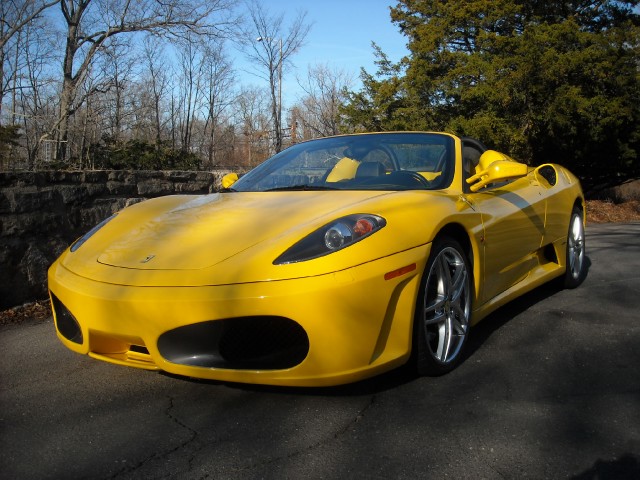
[391,170,432,188]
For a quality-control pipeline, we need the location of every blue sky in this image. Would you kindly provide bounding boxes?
[233,0,409,105]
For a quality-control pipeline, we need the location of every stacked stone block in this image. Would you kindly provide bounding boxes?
[0,170,230,309]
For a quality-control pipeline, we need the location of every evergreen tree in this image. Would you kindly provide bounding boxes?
[342,1,640,189]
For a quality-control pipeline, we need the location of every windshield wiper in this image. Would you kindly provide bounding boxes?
[263,184,339,192]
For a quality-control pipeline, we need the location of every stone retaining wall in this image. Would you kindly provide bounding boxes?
[0,170,232,309]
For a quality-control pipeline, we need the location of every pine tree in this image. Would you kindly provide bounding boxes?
[342,1,640,189]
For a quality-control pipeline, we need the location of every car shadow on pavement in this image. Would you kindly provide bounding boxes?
[162,361,418,397]
[571,453,640,480]
[465,253,593,360]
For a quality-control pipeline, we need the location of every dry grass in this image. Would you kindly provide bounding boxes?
[0,300,51,326]
[588,179,640,223]
[586,200,640,224]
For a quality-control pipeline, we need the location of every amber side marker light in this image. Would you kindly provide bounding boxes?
[384,263,417,281]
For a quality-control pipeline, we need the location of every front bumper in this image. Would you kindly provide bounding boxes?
[48,246,429,386]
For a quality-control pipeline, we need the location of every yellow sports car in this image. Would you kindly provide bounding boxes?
[48,132,586,386]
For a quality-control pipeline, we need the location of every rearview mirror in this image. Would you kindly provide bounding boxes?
[466,150,528,192]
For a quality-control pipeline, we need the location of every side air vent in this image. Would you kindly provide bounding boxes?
[537,165,557,186]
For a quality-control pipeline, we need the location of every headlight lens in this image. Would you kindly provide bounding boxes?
[70,214,116,252]
[324,222,353,250]
[274,214,386,264]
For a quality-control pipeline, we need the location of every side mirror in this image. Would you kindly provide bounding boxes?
[466,150,528,192]
[221,172,239,189]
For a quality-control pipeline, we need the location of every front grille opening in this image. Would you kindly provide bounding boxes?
[130,344,149,355]
[157,317,309,370]
[50,293,83,344]
[88,332,156,368]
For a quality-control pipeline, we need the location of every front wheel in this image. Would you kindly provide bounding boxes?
[414,238,472,376]
[563,208,586,288]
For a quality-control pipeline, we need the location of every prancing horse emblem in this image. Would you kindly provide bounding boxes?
[140,254,156,263]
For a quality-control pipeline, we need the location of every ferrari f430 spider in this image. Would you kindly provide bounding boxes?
[49,132,586,386]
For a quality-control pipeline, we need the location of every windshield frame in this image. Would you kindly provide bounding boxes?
[232,132,457,192]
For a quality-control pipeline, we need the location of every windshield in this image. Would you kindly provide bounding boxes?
[231,133,456,192]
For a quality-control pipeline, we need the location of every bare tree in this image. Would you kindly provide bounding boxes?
[175,36,203,155]
[235,86,271,167]
[139,38,170,153]
[101,41,137,144]
[239,0,310,153]
[55,0,236,162]
[0,0,59,120]
[294,63,353,140]
[2,3,59,169]
[200,41,234,167]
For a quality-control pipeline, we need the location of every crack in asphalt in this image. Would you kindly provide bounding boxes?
[229,394,378,475]
[107,396,199,480]
[103,393,379,479]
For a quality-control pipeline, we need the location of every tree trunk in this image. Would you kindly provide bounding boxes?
[58,1,85,162]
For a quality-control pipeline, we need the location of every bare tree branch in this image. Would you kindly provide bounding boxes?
[294,63,354,139]
[0,0,60,52]
[0,0,60,119]
[55,0,238,161]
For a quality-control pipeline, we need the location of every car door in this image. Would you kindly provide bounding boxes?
[467,176,547,304]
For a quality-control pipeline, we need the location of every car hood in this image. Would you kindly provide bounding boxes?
[60,190,443,286]
[96,192,351,271]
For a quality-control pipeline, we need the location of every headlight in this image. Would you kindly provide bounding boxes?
[274,214,386,264]
[70,214,116,252]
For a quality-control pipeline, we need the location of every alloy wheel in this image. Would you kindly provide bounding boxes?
[421,246,471,365]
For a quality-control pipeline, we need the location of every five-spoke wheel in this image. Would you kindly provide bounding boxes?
[563,207,586,288]
[414,238,471,375]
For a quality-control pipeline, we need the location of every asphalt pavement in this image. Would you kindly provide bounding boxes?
[1,223,639,479]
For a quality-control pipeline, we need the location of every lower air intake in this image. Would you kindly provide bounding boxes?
[157,316,309,370]
[50,293,83,344]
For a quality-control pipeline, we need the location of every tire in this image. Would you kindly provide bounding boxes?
[563,207,586,288]
[414,238,472,376]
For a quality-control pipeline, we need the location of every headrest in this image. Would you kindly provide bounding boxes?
[356,161,385,178]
